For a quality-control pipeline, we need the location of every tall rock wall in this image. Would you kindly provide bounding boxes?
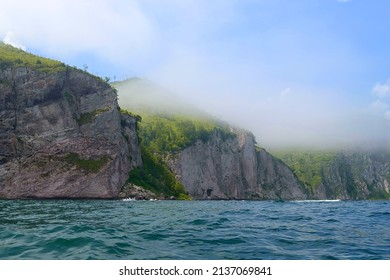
[314,151,390,200]
[0,66,141,198]
[169,130,308,200]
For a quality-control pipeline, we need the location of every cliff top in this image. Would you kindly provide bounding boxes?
[115,78,238,153]
[0,42,66,73]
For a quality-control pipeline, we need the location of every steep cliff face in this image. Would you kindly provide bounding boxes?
[115,78,309,200]
[169,130,308,200]
[0,63,141,198]
[115,78,390,201]
[272,150,390,200]
[314,151,390,200]
[256,150,309,200]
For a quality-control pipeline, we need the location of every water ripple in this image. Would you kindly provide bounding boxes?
[0,200,389,259]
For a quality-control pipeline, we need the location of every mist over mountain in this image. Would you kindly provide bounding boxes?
[253,113,390,151]
[115,78,204,117]
[114,78,236,132]
[1,36,389,200]
[114,78,390,200]
[115,78,390,151]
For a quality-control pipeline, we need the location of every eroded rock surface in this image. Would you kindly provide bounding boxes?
[0,67,141,198]
[169,130,308,200]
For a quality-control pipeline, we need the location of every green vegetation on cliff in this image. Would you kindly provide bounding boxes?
[116,78,237,199]
[0,42,112,85]
[114,79,236,154]
[272,149,390,200]
[271,150,337,191]
[128,146,190,200]
[77,107,110,126]
[116,78,238,199]
[368,190,390,200]
[64,153,110,173]
[0,42,66,73]
[121,109,191,200]
[120,111,234,200]
[138,114,235,154]
[52,153,110,173]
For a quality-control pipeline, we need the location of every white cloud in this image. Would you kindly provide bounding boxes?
[369,99,388,114]
[0,0,238,65]
[1,0,387,149]
[2,31,26,50]
[372,80,390,98]
[0,0,155,65]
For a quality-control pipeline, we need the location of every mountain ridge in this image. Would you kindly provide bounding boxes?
[115,78,390,200]
[1,43,389,200]
[115,79,309,200]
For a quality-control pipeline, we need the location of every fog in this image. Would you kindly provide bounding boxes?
[116,78,390,151]
[2,0,390,150]
[146,59,390,150]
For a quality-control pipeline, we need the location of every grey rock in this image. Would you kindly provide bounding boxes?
[0,66,141,198]
[313,151,390,200]
[118,183,157,200]
[169,129,308,200]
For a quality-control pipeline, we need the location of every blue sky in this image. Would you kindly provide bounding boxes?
[2,0,390,148]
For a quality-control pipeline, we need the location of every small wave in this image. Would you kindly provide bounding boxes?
[140,233,169,241]
[122,198,158,201]
[292,216,313,221]
[1,199,388,260]
[189,219,208,225]
[201,237,247,245]
[368,211,390,217]
[293,199,341,203]
[325,218,339,223]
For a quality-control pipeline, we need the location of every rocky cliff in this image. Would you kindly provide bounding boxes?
[168,130,308,200]
[314,151,390,200]
[272,150,390,200]
[4,54,386,201]
[114,78,390,201]
[115,78,310,200]
[0,46,141,198]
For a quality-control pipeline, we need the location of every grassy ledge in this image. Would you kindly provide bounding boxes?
[61,153,110,173]
[0,42,66,73]
[77,108,110,126]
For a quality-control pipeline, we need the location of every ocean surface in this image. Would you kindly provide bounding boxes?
[0,199,389,260]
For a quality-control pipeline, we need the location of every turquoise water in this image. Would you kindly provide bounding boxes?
[0,200,389,259]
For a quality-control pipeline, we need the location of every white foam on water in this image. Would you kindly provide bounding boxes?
[293,199,341,203]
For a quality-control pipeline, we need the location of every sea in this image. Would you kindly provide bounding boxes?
[0,199,389,260]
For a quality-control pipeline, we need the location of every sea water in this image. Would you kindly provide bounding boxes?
[0,200,389,259]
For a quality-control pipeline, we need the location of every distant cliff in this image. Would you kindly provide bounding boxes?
[272,150,390,200]
[314,151,390,199]
[0,43,141,198]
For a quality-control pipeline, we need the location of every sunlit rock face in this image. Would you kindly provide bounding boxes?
[116,78,390,201]
[169,128,390,200]
[313,151,390,200]
[0,66,141,198]
[169,129,308,200]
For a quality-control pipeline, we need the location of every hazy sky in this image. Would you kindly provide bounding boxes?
[2,0,390,148]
